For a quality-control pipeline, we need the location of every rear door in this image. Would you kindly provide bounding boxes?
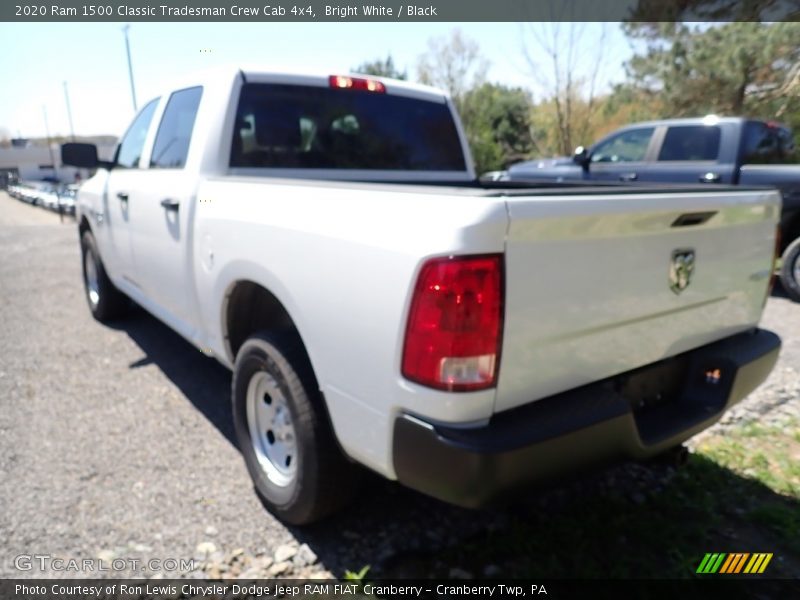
[127,86,203,331]
[640,123,737,184]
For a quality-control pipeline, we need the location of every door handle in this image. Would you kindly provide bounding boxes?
[116,192,129,201]
[699,172,721,183]
[619,173,638,182]
[160,198,180,211]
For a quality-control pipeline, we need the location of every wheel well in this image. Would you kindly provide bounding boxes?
[225,281,300,361]
[781,211,800,253]
[225,281,349,464]
[79,216,91,237]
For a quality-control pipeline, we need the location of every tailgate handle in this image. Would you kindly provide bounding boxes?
[671,211,717,227]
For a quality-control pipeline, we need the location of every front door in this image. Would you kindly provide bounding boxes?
[101,99,159,287]
[587,126,656,183]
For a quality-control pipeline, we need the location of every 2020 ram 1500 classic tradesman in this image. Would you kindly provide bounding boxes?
[63,68,781,524]
[507,116,800,301]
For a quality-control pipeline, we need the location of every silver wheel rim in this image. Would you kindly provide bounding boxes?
[246,371,297,487]
[84,247,100,308]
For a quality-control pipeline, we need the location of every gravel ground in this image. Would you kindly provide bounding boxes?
[1,191,798,580]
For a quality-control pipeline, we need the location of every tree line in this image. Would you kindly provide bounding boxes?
[355,23,800,175]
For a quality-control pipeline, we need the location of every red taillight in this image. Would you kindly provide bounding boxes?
[329,75,386,93]
[402,254,504,391]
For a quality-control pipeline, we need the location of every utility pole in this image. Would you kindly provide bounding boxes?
[63,81,75,141]
[41,106,58,180]
[42,105,64,221]
[122,24,138,112]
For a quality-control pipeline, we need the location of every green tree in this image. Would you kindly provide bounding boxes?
[416,28,489,113]
[522,23,611,156]
[460,83,534,174]
[628,0,796,22]
[623,22,800,118]
[352,55,407,80]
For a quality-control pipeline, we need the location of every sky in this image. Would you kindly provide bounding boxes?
[0,22,634,139]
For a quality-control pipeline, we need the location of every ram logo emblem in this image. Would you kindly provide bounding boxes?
[669,249,696,294]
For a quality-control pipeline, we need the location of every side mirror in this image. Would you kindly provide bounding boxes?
[573,146,590,169]
[61,143,100,169]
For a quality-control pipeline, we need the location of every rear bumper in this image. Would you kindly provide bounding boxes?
[392,328,780,508]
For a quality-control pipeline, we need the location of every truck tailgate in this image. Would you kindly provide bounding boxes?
[496,188,780,413]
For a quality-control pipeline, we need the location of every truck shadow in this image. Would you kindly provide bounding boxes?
[109,307,800,580]
[300,455,800,579]
[108,305,236,445]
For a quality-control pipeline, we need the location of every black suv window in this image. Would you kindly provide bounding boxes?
[230,83,466,170]
[591,128,654,163]
[115,99,158,169]
[658,125,721,161]
[742,121,796,165]
[150,87,203,169]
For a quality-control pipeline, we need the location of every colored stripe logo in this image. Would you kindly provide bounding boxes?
[696,553,773,574]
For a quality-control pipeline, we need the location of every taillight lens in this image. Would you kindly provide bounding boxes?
[402,254,504,391]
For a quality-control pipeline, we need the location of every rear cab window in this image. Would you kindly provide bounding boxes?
[230,83,466,171]
[657,125,721,161]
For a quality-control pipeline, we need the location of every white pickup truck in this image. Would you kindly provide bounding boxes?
[63,67,782,524]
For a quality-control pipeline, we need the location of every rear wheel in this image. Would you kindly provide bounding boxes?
[80,230,129,321]
[232,331,360,524]
[779,236,800,302]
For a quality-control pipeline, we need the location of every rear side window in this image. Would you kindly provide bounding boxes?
[115,99,158,169]
[150,87,203,169]
[591,128,654,163]
[658,126,721,161]
[742,121,796,165]
[230,83,466,170]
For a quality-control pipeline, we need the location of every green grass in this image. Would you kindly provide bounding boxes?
[395,417,800,579]
[699,421,800,497]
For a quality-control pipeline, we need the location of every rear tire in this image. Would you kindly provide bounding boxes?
[80,230,129,321]
[232,331,360,525]
[779,236,800,302]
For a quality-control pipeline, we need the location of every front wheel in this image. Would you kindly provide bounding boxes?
[779,236,800,302]
[232,332,360,525]
[80,230,129,321]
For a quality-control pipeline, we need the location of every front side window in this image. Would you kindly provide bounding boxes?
[591,127,654,163]
[230,83,466,171]
[115,99,158,169]
[150,87,203,169]
[658,125,721,161]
